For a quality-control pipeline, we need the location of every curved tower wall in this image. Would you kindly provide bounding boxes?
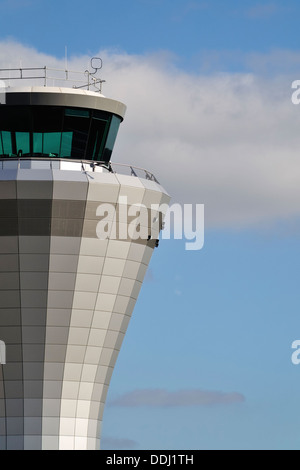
[0,158,170,449]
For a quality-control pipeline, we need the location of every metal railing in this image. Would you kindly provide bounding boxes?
[86,159,160,183]
[0,59,106,93]
[0,157,160,184]
[106,161,160,184]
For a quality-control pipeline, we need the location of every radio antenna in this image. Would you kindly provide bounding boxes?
[90,57,102,75]
[65,46,68,71]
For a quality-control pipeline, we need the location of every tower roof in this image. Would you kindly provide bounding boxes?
[2,86,126,120]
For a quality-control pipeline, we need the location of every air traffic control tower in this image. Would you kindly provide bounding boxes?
[0,63,170,450]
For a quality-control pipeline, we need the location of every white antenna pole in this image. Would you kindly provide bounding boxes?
[65,46,68,82]
[65,46,68,70]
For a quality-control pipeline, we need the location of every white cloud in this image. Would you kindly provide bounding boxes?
[1,41,300,230]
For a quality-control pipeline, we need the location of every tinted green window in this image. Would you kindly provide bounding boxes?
[1,131,12,155]
[33,133,43,154]
[102,115,121,162]
[88,118,109,161]
[16,132,30,155]
[64,109,90,159]
[0,105,121,162]
[43,132,61,156]
[60,132,73,157]
[65,108,90,118]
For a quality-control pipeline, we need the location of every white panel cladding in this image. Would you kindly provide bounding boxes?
[0,162,170,451]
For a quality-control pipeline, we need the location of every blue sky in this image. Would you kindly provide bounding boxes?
[2,0,300,62]
[1,0,300,450]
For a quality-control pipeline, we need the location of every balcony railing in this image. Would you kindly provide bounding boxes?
[0,157,160,184]
[0,60,106,93]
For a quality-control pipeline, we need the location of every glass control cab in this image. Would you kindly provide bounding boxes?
[0,105,122,162]
[0,82,126,164]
